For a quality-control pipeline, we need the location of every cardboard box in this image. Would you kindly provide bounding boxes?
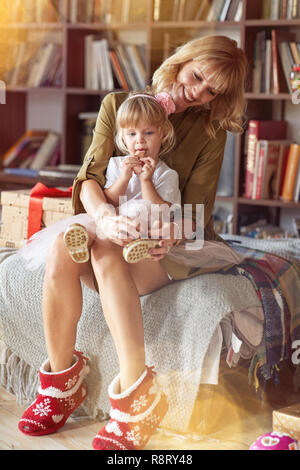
[273,404,300,441]
[0,189,73,248]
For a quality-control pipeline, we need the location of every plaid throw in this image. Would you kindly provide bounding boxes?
[225,243,300,392]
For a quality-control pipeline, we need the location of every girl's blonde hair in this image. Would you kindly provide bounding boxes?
[152,35,248,138]
[115,91,175,156]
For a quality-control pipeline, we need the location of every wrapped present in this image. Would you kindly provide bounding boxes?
[273,404,300,442]
[0,186,73,249]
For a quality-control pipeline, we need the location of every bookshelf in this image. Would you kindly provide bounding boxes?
[0,0,299,235]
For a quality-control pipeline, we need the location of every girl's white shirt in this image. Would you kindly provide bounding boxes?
[104,156,181,206]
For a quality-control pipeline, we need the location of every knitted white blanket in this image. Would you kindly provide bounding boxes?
[0,242,271,433]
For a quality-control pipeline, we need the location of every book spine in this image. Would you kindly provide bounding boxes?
[245,121,259,199]
[281,143,300,201]
[255,140,268,199]
[293,165,300,202]
[271,29,280,94]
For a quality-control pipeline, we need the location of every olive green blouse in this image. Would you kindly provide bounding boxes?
[72,92,228,281]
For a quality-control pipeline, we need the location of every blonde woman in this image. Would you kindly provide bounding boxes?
[18,35,247,450]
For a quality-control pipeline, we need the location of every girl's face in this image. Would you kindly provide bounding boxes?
[171,60,220,113]
[122,121,162,160]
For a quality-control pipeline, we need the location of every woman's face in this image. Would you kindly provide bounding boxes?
[171,60,220,113]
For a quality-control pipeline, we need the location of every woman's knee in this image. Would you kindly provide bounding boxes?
[90,240,123,276]
[45,233,80,281]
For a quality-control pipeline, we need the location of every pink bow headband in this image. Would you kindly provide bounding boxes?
[127,92,176,116]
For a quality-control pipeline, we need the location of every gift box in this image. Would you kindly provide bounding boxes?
[273,404,300,442]
[0,188,73,249]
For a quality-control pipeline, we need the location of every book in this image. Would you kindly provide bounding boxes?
[273,143,290,198]
[30,132,61,170]
[2,130,48,168]
[293,164,300,202]
[38,164,81,179]
[279,41,294,93]
[265,39,272,94]
[244,120,287,199]
[195,0,211,21]
[219,0,232,21]
[109,50,130,90]
[3,168,39,178]
[216,131,236,197]
[255,140,289,199]
[78,112,98,161]
[281,143,300,201]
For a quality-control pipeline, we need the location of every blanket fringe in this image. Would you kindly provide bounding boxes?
[0,340,39,405]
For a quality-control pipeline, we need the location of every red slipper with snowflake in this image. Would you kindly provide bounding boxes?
[92,366,168,450]
[18,350,89,436]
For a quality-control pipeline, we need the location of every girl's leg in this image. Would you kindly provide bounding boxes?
[43,233,95,372]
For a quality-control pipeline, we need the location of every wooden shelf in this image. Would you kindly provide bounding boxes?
[245,19,300,26]
[245,92,292,100]
[0,172,73,189]
[151,20,241,28]
[238,198,300,209]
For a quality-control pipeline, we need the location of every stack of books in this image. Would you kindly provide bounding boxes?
[261,0,300,19]
[84,36,147,91]
[252,29,300,94]
[243,120,300,203]
[5,40,63,88]
[2,130,61,177]
[69,0,147,24]
[3,0,64,23]
[153,0,243,22]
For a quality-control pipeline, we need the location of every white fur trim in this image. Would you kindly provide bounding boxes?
[108,368,148,400]
[40,355,80,375]
[93,435,128,450]
[38,365,89,398]
[110,390,162,423]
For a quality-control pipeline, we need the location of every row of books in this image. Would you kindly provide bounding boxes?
[252,29,300,94]
[69,0,147,24]
[153,0,242,22]
[85,36,147,91]
[261,0,300,20]
[244,120,300,203]
[2,0,65,24]
[69,0,243,24]
[1,130,61,177]
[5,40,63,88]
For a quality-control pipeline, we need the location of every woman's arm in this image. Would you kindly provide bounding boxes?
[103,175,131,206]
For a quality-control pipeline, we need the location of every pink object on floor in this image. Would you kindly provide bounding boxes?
[250,432,298,450]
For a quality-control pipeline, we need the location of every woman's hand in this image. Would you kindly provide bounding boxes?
[95,211,139,246]
[147,220,182,261]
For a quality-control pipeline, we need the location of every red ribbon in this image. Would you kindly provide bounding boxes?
[27,182,72,239]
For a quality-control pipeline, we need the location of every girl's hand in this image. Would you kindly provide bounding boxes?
[139,157,156,182]
[120,156,142,179]
[147,220,182,261]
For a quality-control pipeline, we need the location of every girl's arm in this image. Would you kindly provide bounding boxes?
[140,179,171,206]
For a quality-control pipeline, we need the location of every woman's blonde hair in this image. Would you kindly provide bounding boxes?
[115,91,175,156]
[152,35,248,138]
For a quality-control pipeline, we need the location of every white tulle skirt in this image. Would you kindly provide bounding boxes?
[19,199,244,271]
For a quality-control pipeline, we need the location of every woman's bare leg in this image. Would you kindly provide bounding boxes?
[43,233,95,372]
[90,238,172,392]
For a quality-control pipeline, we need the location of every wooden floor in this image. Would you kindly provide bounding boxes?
[0,359,298,450]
